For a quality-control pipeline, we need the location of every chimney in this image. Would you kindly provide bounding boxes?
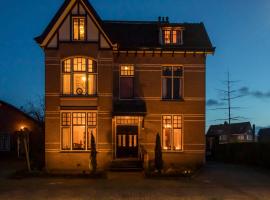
[158,16,161,22]
[166,16,169,23]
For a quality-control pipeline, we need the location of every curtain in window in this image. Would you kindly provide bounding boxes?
[88,75,97,95]
[162,128,171,150]
[62,128,71,150]
[173,77,181,99]
[63,74,71,94]
[173,129,182,150]
[162,78,172,99]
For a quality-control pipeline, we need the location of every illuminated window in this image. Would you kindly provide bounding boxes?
[162,66,183,100]
[162,29,182,45]
[164,30,171,44]
[62,57,97,96]
[72,17,86,41]
[162,115,182,151]
[116,116,139,125]
[61,112,97,151]
[120,65,134,99]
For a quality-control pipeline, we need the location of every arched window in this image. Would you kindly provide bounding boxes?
[62,57,97,96]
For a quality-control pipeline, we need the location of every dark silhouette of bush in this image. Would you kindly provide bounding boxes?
[155,133,163,173]
[90,132,97,173]
[213,142,270,168]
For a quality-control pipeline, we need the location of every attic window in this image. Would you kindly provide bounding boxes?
[162,28,182,45]
[72,17,86,41]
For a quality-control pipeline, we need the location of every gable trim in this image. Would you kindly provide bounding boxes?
[80,0,114,48]
[40,0,115,48]
[41,0,77,47]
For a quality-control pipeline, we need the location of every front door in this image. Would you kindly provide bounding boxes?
[116,126,138,158]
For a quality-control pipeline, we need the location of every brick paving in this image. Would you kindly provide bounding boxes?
[0,160,270,200]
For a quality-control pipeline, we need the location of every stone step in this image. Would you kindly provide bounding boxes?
[110,160,143,172]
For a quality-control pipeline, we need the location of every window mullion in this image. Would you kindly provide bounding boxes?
[70,113,73,150]
[71,59,74,95]
[171,68,174,99]
[171,115,173,150]
[86,59,88,95]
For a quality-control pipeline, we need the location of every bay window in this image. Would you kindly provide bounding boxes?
[62,57,97,96]
[162,66,183,100]
[61,111,97,151]
[162,115,183,151]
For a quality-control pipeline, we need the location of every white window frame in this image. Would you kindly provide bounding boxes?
[72,16,86,41]
[161,114,184,152]
[61,57,98,96]
[60,111,98,152]
[119,65,135,100]
[161,66,184,100]
[162,27,183,45]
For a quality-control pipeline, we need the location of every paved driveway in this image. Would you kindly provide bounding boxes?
[0,161,270,200]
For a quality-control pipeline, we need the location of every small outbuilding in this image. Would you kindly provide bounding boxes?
[0,100,44,167]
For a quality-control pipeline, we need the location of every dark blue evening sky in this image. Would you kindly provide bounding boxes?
[0,0,270,130]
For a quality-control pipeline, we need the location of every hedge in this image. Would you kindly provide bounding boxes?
[212,143,270,168]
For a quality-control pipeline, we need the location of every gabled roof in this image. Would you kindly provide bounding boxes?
[35,0,114,47]
[207,122,252,136]
[103,21,214,52]
[0,100,39,124]
[35,0,215,52]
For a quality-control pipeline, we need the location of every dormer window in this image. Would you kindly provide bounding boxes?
[162,28,183,45]
[72,17,86,41]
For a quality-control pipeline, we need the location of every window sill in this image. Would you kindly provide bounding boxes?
[60,150,95,153]
[61,95,98,98]
[162,150,184,153]
[161,98,184,102]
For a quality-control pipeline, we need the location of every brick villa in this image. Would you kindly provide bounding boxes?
[35,0,215,172]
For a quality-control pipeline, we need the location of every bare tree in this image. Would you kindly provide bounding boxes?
[20,95,45,124]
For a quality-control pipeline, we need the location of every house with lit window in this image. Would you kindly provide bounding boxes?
[0,100,44,165]
[35,0,214,172]
[206,122,255,155]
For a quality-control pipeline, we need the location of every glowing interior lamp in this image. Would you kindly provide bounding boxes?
[164,124,172,128]
[81,76,86,82]
[124,66,129,70]
[20,126,25,131]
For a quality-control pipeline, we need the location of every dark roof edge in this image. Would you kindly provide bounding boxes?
[0,100,40,125]
[35,0,104,45]
[35,0,71,44]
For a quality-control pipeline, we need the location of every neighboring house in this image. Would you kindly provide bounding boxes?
[0,100,44,162]
[35,0,214,172]
[258,128,270,143]
[206,122,255,153]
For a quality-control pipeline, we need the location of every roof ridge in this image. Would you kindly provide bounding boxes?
[0,100,40,124]
[103,20,159,24]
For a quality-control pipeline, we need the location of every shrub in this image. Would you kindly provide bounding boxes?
[155,133,163,173]
[90,132,97,173]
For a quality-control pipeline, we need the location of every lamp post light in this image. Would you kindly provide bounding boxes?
[18,127,31,172]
